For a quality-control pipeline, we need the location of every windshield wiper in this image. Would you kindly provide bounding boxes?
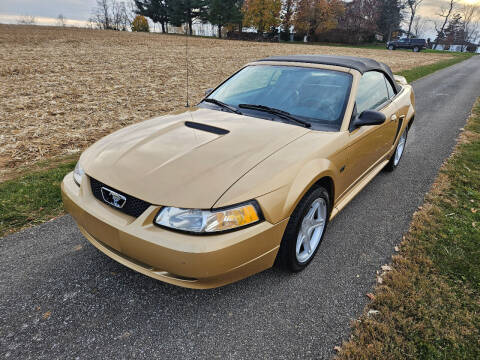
[238,104,311,128]
[203,98,242,115]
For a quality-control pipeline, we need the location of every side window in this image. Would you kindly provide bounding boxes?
[356,71,389,113]
[384,77,395,99]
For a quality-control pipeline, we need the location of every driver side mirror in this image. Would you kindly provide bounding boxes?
[352,110,386,128]
[205,88,214,96]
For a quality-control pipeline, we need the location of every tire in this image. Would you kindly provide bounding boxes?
[388,45,395,50]
[385,126,408,171]
[413,46,420,52]
[276,186,330,272]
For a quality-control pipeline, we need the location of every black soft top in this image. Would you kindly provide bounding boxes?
[258,54,401,92]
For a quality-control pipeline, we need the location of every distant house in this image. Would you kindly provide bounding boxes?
[165,21,217,37]
[449,44,465,52]
[434,42,478,53]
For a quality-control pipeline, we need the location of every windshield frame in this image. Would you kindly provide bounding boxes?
[199,63,354,132]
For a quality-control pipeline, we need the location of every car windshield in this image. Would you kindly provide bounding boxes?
[205,65,352,131]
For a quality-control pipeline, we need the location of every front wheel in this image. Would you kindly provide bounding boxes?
[276,186,330,272]
[385,127,408,171]
[413,46,420,52]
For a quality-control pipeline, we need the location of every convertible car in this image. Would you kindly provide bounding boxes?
[62,55,415,289]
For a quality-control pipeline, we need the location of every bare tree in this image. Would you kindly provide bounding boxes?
[112,0,129,30]
[432,0,456,49]
[57,14,66,27]
[405,0,424,39]
[91,0,133,30]
[92,0,112,29]
[460,4,480,51]
[17,15,36,25]
[412,15,425,38]
[125,1,137,25]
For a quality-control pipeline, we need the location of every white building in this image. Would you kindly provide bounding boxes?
[434,44,477,53]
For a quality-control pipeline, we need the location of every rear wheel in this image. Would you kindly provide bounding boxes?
[388,45,395,50]
[276,186,330,272]
[385,127,408,171]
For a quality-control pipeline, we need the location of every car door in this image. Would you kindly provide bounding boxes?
[342,71,398,192]
[384,75,407,151]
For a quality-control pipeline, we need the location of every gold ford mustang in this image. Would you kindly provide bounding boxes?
[62,55,415,289]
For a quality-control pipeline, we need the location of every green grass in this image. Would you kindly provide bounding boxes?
[0,161,76,237]
[398,52,476,83]
[338,99,480,359]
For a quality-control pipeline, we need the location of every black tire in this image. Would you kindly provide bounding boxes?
[388,45,395,50]
[276,186,330,272]
[385,126,408,172]
[413,46,420,52]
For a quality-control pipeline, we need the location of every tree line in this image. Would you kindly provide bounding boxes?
[131,0,406,42]
[90,0,479,47]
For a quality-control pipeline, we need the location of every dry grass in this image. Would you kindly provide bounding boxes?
[336,99,480,359]
[0,24,453,181]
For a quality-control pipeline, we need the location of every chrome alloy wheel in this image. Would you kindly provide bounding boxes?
[394,129,407,166]
[296,198,327,263]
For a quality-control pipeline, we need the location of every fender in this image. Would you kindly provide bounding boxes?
[243,159,338,224]
[214,132,346,224]
[282,159,337,218]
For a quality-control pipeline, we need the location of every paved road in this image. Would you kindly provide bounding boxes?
[1,56,479,360]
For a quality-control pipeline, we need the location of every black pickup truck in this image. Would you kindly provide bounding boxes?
[386,38,427,52]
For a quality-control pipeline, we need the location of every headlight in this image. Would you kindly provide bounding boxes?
[73,162,85,186]
[154,201,263,234]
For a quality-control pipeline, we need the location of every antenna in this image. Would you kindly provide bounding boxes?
[185,23,190,108]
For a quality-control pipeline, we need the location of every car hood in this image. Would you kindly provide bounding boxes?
[81,108,309,209]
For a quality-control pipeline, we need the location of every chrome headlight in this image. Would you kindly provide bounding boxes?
[73,162,85,186]
[154,201,263,234]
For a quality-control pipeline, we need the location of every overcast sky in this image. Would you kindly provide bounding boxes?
[0,0,97,25]
[0,0,97,20]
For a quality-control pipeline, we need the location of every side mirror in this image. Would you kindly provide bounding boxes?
[353,110,386,128]
[205,88,214,96]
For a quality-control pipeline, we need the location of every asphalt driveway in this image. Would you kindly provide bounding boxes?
[1,55,479,359]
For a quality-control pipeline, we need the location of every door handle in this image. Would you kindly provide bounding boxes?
[391,114,397,121]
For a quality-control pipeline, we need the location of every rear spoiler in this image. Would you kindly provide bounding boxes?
[394,75,408,85]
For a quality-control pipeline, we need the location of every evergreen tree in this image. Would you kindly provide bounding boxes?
[169,0,208,35]
[203,0,243,37]
[443,13,464,44]
[377,0,403,41]
[134,0,171,33]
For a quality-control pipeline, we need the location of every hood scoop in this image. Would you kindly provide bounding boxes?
[185,121,229,135]
[82,108,309,208]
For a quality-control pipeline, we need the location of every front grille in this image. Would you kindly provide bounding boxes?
[90,177,151,218]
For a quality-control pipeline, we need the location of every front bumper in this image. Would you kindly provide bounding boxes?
[61,173,288,289]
